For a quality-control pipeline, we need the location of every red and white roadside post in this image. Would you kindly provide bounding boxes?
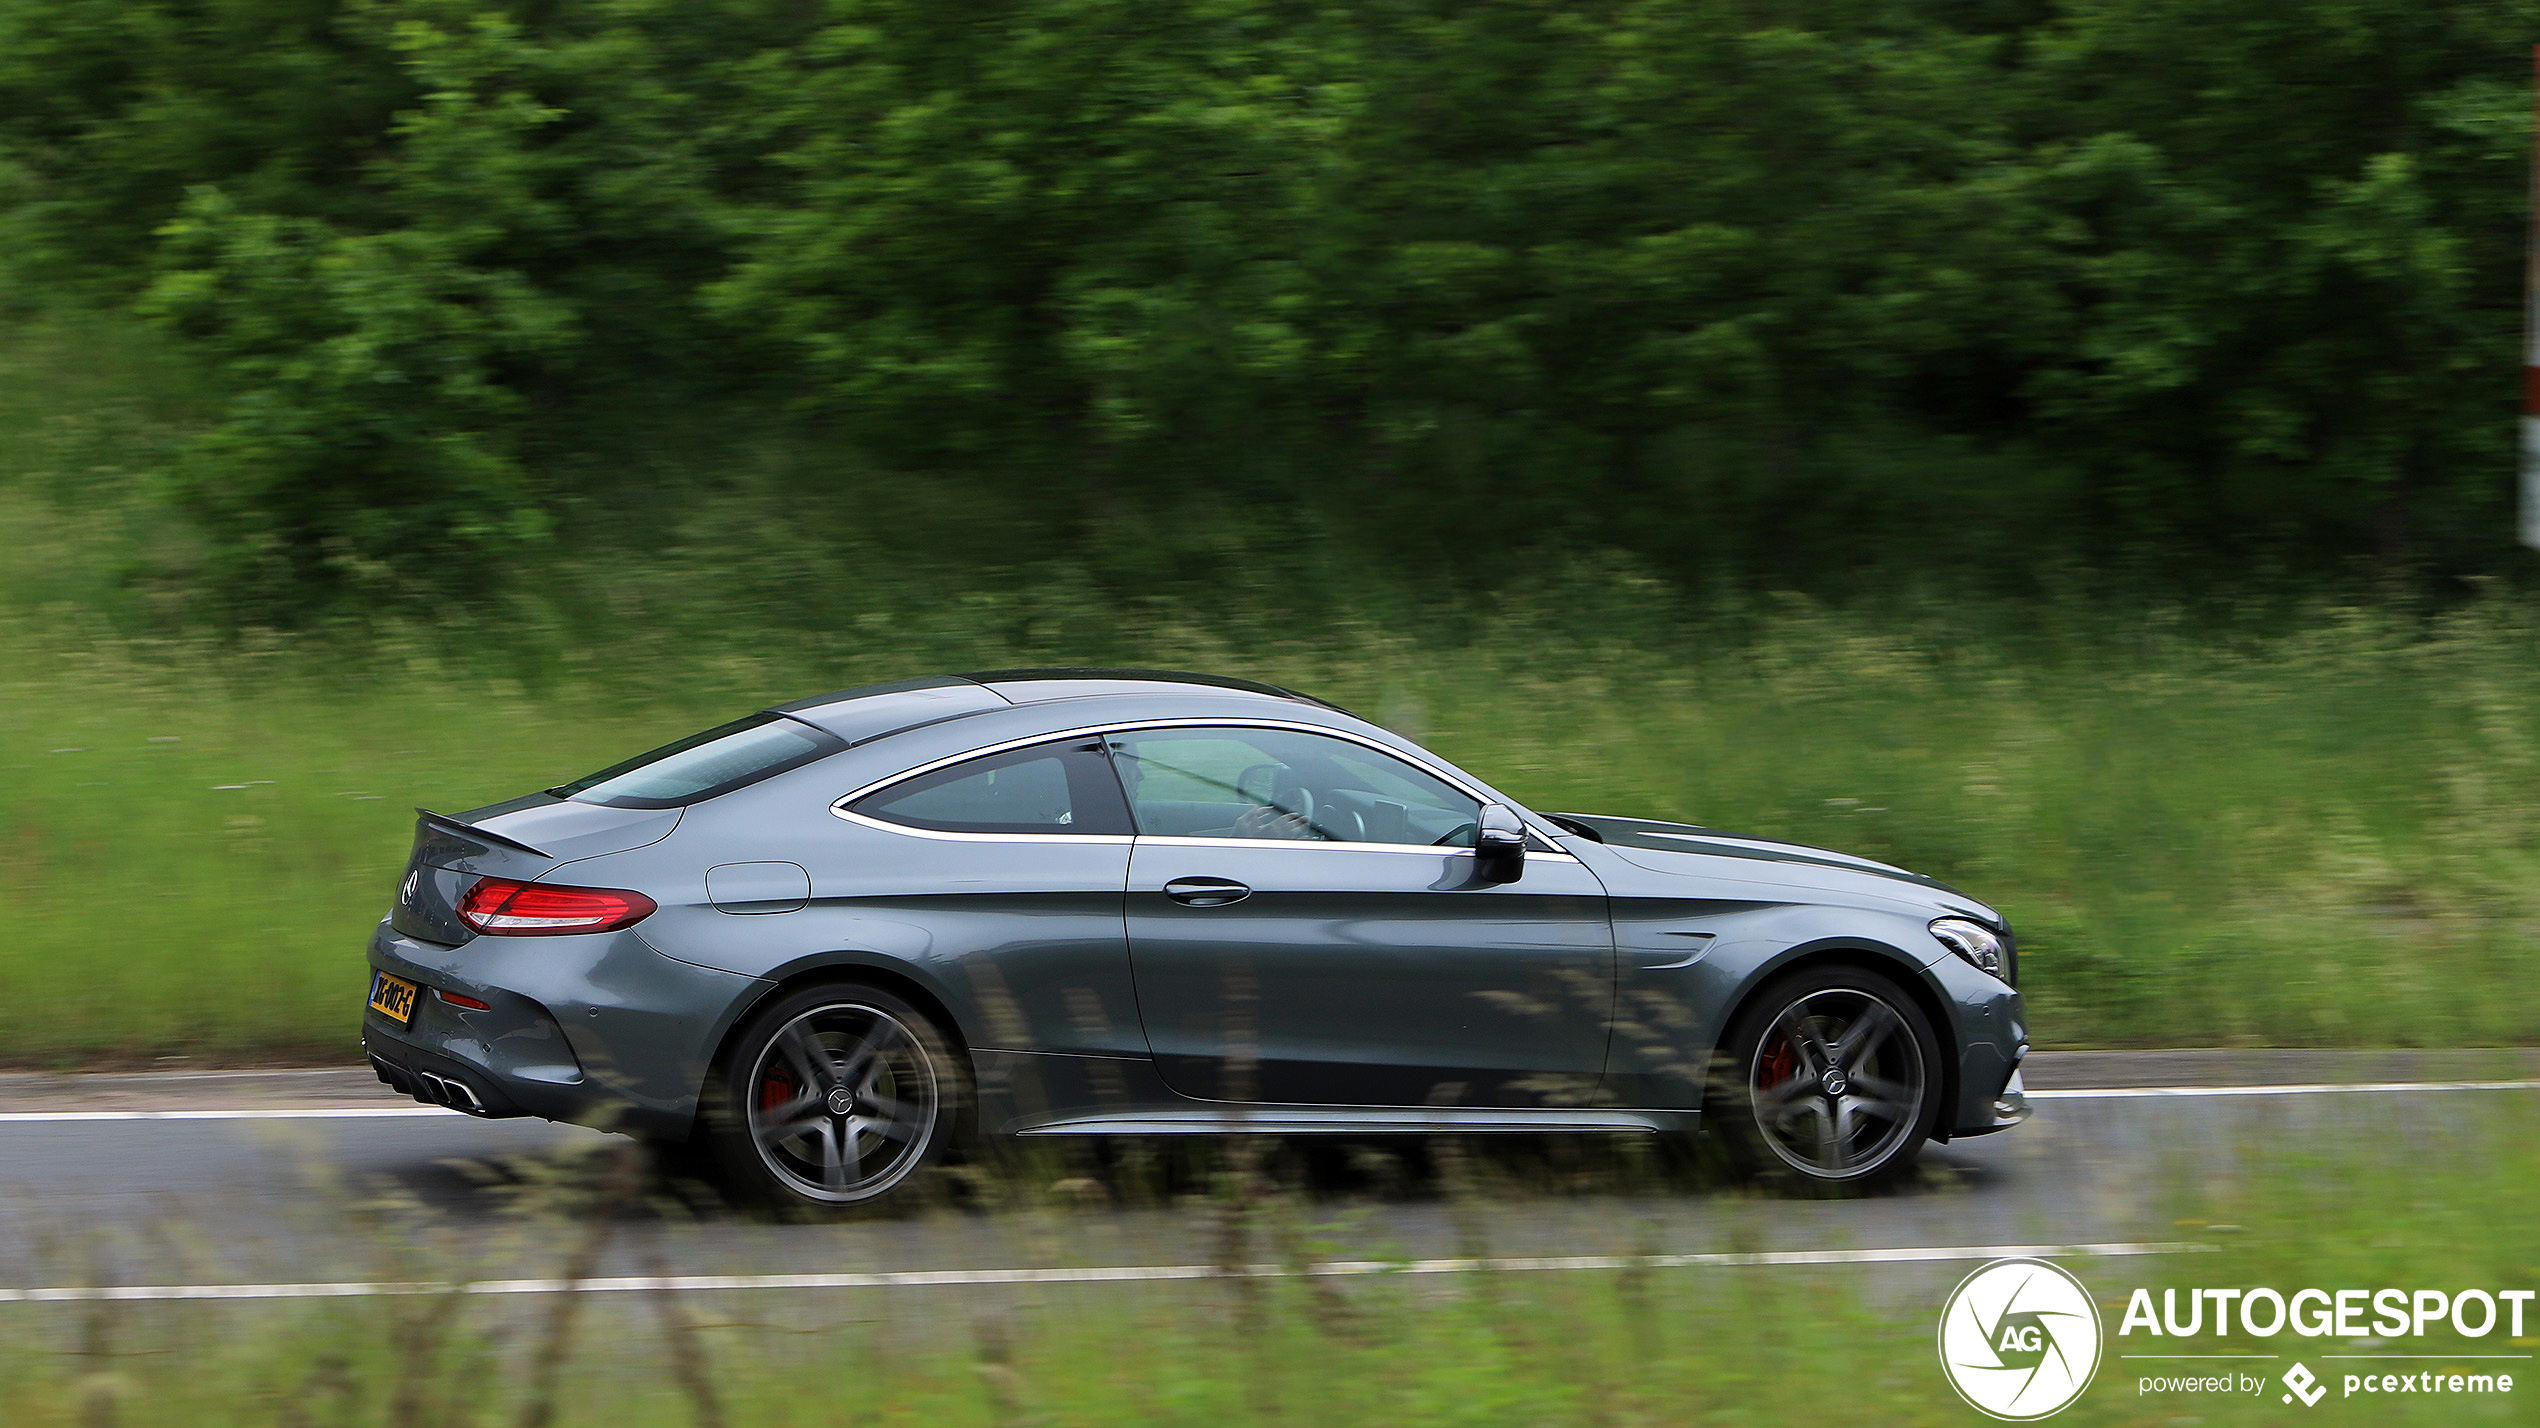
[2523,46,2540,549]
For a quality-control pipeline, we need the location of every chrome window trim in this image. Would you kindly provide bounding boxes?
[828,809,1134,845]
[1130,833,1581,864]
[831,717,1569,850]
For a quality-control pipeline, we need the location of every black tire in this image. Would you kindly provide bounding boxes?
[1708,963,1942,1193]
[702,982,968,1213]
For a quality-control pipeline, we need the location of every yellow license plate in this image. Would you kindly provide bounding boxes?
[368,971,419,1025]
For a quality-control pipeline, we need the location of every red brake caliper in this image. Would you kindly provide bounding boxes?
[760,1065,798,1112]
[1759,1034,1798,1093]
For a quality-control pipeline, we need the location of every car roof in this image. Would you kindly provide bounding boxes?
[965,667,1340,707]
[770,668,1341,744]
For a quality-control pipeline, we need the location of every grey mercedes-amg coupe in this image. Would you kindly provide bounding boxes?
[363,669,2029,1207]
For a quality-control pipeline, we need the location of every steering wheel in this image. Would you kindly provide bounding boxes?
[1284,785,1315,832]
[1234,784,1318,840]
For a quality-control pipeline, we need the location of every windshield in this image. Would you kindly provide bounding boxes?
[552,713,846,809]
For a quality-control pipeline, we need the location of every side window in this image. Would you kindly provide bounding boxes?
[1106,728,1481,846]
[850,740,1133,836]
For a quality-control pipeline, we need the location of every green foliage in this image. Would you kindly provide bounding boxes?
[3,0,2537,614]
[2016,0,2533,565]
[0,0,409,287]
[141,187,570,606]
[711,0,1356,468]
[6,309,2540,1065]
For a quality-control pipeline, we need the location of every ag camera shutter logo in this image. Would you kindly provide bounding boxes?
[1938,1258,2104,1419]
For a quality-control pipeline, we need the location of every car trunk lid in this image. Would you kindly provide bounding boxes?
[389,798,680,945]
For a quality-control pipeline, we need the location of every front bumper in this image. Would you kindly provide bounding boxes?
[1951,1064,2031,1138]
[362,919,767,1141]
[1927,947,2029,1140]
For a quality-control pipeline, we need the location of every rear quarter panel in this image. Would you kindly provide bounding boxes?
[587,705,1163,1059]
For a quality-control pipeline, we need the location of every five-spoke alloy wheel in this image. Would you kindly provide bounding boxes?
[704,983,963,1211]
[1713,965,1942,1191]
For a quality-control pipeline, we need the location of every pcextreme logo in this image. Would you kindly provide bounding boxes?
[2282,1363,2327,1406]
[1938,1259,2104,1420]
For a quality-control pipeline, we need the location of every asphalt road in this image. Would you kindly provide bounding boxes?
[0,1050,2532,1309]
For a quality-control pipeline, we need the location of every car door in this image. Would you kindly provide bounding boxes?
[1112,724,1614,1107]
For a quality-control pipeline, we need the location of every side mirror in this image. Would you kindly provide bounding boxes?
[1475,803,1526,883]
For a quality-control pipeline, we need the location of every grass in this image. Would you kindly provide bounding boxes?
[0,1100,2533,1425]
[9,581,2540,1062]
[5,310,2540,1062]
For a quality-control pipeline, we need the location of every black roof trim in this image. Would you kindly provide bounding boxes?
[769,675,1003,713]
[962,667,1345,711]
[770,678,1014,746]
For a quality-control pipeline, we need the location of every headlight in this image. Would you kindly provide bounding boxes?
[1930,917,2006,979]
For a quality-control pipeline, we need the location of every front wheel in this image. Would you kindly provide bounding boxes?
[1710,964,1942,1193]
[703,983,965,1212]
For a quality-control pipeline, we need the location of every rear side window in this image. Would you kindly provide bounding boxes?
[556,714,846,809]
[850,740,1133,836]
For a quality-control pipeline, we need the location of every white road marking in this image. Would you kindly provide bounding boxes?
[0,1240,2213,1304]
[2028,1080,2540,1100]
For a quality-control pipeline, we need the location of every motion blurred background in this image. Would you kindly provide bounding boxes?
[7,10,2540,1426]
[6,0,2540,1063]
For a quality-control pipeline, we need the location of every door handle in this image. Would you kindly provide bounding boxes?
[1164,877,1252,907]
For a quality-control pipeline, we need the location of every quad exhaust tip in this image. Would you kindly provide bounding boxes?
[371,1054,491,1115]
[415,1071,487,1114]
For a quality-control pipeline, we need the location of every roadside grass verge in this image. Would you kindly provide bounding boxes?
[9,571,2540,1062]
[0,1101,2532,1425]
[4,597,2540,1062]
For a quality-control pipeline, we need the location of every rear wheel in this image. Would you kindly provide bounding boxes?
[1710,964,1941,1192]
[704,983,965,1212]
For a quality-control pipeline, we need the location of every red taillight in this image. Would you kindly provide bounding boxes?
[434,989,493,1011]
[457,878,657,936]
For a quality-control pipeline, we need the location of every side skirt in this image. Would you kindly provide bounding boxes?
[1012,1106,1697,1137]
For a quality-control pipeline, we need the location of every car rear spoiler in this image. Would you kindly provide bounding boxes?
[416,808,550,859]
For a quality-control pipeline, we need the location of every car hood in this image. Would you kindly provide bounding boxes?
[1548,812,2003,925]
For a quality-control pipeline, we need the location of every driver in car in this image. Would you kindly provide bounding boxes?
[1231,764,1325,840]
[1232,799,1317,839]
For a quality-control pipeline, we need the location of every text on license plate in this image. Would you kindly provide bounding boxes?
[368,971,419,1025]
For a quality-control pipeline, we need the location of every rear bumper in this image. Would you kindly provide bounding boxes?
[358,972,629,1129]
[363,919,766,1141]
[364,1039,586,1122]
